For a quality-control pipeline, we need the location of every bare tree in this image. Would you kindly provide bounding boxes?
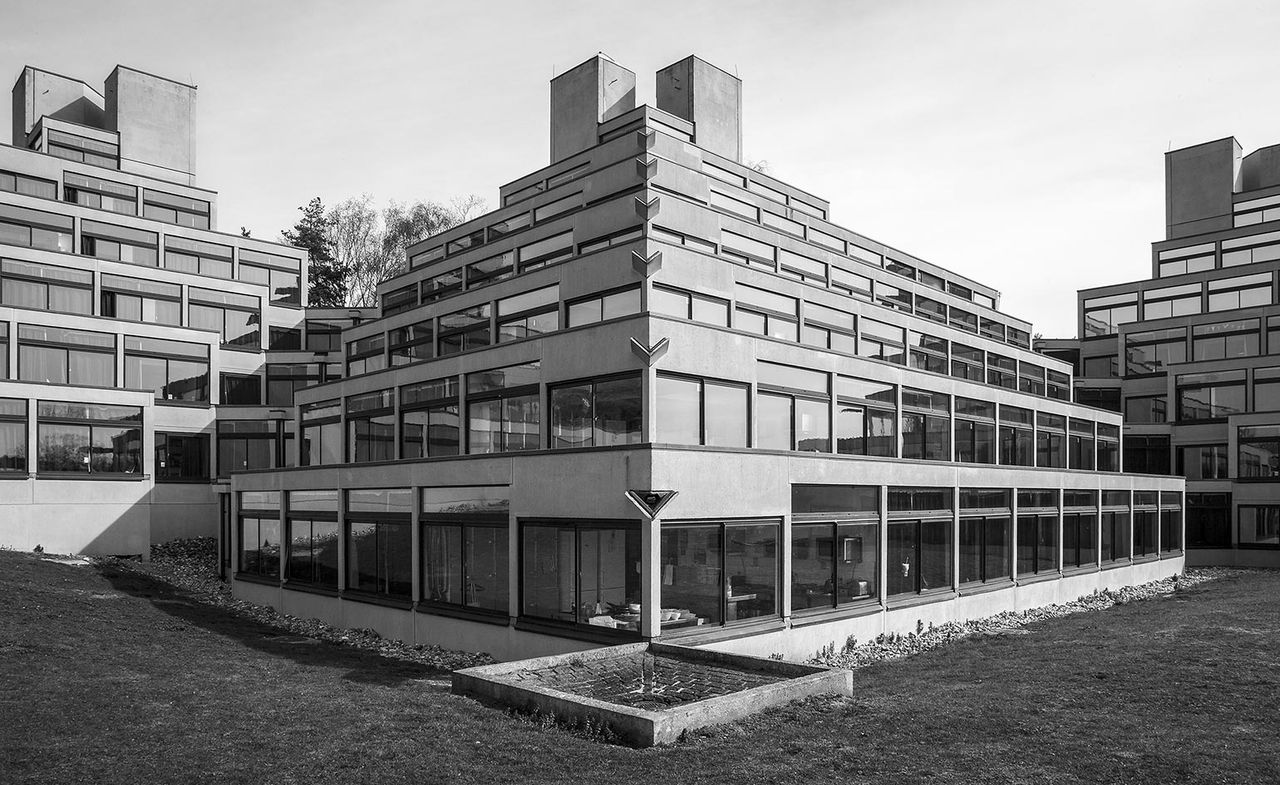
[325,194,486,307]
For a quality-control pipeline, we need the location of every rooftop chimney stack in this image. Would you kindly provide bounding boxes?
[549,54,636,164]
[655,56,742,162]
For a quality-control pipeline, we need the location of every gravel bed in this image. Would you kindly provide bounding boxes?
[95,538,494,672]
[811,568,1251,670]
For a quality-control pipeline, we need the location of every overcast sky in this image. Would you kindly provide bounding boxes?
[4,0,1279,337]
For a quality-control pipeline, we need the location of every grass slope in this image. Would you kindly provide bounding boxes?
[1,550,1276,785]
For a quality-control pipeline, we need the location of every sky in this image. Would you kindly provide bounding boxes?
[3,0,1279,337]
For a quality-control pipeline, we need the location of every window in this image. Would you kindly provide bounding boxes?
[268,326,301,350]
[164,237,232,278]
[915,296,946,324]
[1223,229,1280,264]
[1177,371,1246,420]
[756,362,830,452]
[887,488,953,596]
[409,244,446,269]
[1101,492,1130,562]
[950,343,984,382]
[566,286,641,327]
[238,491,280,579]
[954,398,995,464]
[346,390,394,463]
[1,259,92,314]
[908,332,948,375]
[1239,425,1280,479]
[836,376,896,457]
[1192,319,1259,361]
[0,398,28,473]
[0,203,72,253]
[1083,293,1138,337]
[1082,353,1119,379]
[858,318,905,364]
[550,375,642,449]
[305,318,353,352]
[1097,423,1120,472]
[300,400,341,466]
[1060,493,1095,573]
[830,265,873,301]
[1016,490,1058,577]
[656,374,749,447]
[285,490,339,589]
[517,231,573,271]
[1007,327,1031,349]
[81,220,158,266]
[0,169,56,200]
[979,318,1005,342]
[1068,419,1095,470]
[1047,369,1071,402]
[875,282,912,313]
[1157,243,1215,277]
[345,489,413,600]
[486,212,532,242]
[0,322,6,380]
[901,388,949,461]
[446,227,485,256]
[1207,272,1272,312]
[1133,493,1159,557]
[1142,283,1202,320]
[155,432,209,482]
[421,268,464,303]
[467,362,540,454]
[800,301,856,353]
[401,378,460,459]
[438,304,491,355]
[266,363,323,406]
[142,189,210,229]
[1186,492,1231,548]
[524,520,643,629]
[217,420,281,476]
[1077,387,1121,413]
[651,285,730,327]
[987,352,1017,388]
[124,336,210,403]
[239,249,302,306]
[733,284,797,341]
[100,274,180,325]
[1018,362,1046,396]
[18,325,114,386]
[465,251,515,289]
[1177,444,1229,481]
[389,321,433,366]
[651,224,718,254]
[497,284,560,342]
[948,307,978,334]
[959,489,1011,586]
[1160,491,1182,553]
[189,289,260,349]
[791,486,878,611]
[420,487,510,614]
[779,249,826,282]
[710,190,759,222]
[220,373,261,406]
[47,129,118,167]
[721,230,775,271]
[998,405,1034,467]
[1035,412,1066,469]
[36,401,141,474]
[660,520,778,627]
[1124,435,1171,475]
[64,172,136,215]
[1269,316,1280,354]
[346,334,387,376]
[1238,506,1280,547]
[1125,395,1167,424]
[1126,323,1182,373]
[380,284,416,316]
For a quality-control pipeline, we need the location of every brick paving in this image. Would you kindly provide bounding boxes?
[510,652,786,711]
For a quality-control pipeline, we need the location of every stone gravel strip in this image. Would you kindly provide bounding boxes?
[811,568,1251,670]
[95,538,494,672]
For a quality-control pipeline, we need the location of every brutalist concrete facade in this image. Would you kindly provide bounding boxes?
[1051,137,1280,567]
[229,54,1183,661]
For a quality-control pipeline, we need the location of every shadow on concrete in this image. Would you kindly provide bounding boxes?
[92,560,449,687]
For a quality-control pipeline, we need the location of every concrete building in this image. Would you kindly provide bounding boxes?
[226,54,1184,661]
[0,64,377,555]
[1055,137,1280,567]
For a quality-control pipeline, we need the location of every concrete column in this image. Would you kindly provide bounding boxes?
[1056,489,1064,573]
[1010,488,1020,582]
[951,486,960,590]
[1127,489,1135,561]
[641,515,660,638]
[878,485,889,605]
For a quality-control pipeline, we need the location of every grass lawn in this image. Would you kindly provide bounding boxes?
[2,551,1277,785]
